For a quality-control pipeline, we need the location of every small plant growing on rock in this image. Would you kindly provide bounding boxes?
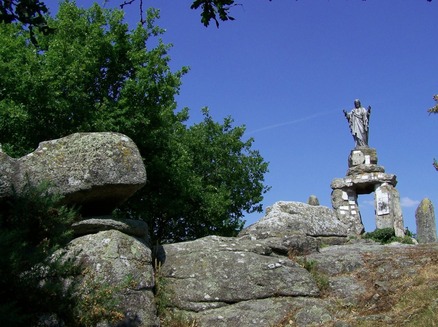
[73,275,125,326]
[296,257,329,295]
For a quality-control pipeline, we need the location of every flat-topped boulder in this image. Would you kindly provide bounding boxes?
[239,201,349,239]
[0,132,146,216]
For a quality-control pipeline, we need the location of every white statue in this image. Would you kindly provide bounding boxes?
[343,99,371,147]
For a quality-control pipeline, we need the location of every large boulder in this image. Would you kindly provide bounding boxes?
[0,132,146,215]
[158,235,325,326]
[239,201,349,239]
[64,230,159,327]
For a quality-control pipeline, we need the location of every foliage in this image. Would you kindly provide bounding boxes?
[154,260,199,327]
[363,228,414,245]
[0,1,269,243]
[0,181,79,326]
[296,257,329,294]
[0,0,263,34]
[0,0,53,44]
[141,108,270,242]
[428,94,438,114]
[73,270,127,326]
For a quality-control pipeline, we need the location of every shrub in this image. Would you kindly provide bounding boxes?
[363,228,414,245]
[0,181,79,326]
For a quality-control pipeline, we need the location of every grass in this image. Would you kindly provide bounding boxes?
[295,257,330,295]
[335,246,438,327]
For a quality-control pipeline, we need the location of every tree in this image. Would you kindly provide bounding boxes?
[0,0,251,39]
[0,1,269,243]
[0,182,78,326]
[142,108,270,242]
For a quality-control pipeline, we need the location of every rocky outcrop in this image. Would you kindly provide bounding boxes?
[156,234,438,327]
[158,235,325,326]
[0,132,146,216]
[6,132,434,326]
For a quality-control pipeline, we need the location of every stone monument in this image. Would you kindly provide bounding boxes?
[331,100,405,237]
[415,198,438,243]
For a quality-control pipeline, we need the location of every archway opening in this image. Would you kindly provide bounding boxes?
[357,193,376,232]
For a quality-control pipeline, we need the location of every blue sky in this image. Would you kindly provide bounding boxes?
[45,0,438,233]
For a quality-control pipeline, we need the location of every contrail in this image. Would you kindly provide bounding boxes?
[247,109,339,135]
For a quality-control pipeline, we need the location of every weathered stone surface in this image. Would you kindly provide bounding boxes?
[330,188,364,235]
[348,147,378,167]
[239,201,349,239]
[0,152,16,198]
[65,230,159,327]
[331,173,397,194]
[307,194,320,206]
[0,132,146,216]
[375,183,405,237]
[160,236,319,326]
[156,234,438,326]
[347,164,385,176]
[174,297,331,327]
[415,198,438,243]
[72,216,150,241]
[331,146,404,237]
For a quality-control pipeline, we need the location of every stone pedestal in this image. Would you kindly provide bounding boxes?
[331,147,405,236]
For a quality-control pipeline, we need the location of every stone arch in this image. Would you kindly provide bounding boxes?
[330,147,405,237]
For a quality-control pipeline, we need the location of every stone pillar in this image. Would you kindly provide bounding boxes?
[331,187,364,235]
[415,198,438,243]
[374,183,404,237]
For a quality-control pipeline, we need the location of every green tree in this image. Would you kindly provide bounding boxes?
[0,1,269,242]
[144,108,270,242]
[0,182,78,326]
[0,0,254,38]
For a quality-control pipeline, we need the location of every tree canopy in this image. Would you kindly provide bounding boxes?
[0,1,270,243]
[0,0,249,38]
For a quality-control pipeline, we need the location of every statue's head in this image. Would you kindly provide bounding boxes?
[354,99,361,108]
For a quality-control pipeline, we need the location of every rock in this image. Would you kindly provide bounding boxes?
[0,132,146,216]
[0,152,16,199]
[174,297,330,327]
[158,235,320,324]
[156,233,438,326]
[64,230,159,327]
[331,147,404,237]
[72,216,150,241]
[307,195,320,206]
[415,198,438,243]
[330,173,397,194]
[348,147,378,167]
[347,164,385,176]
[239,201,349,239]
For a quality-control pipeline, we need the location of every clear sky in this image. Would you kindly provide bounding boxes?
[44,0,438,233]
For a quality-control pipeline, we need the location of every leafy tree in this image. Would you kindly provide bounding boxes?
[144,108,270,242]
[0,182,78,326]
[0,0,255,38]
[0,0,53,43]
[0,1,269,243]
